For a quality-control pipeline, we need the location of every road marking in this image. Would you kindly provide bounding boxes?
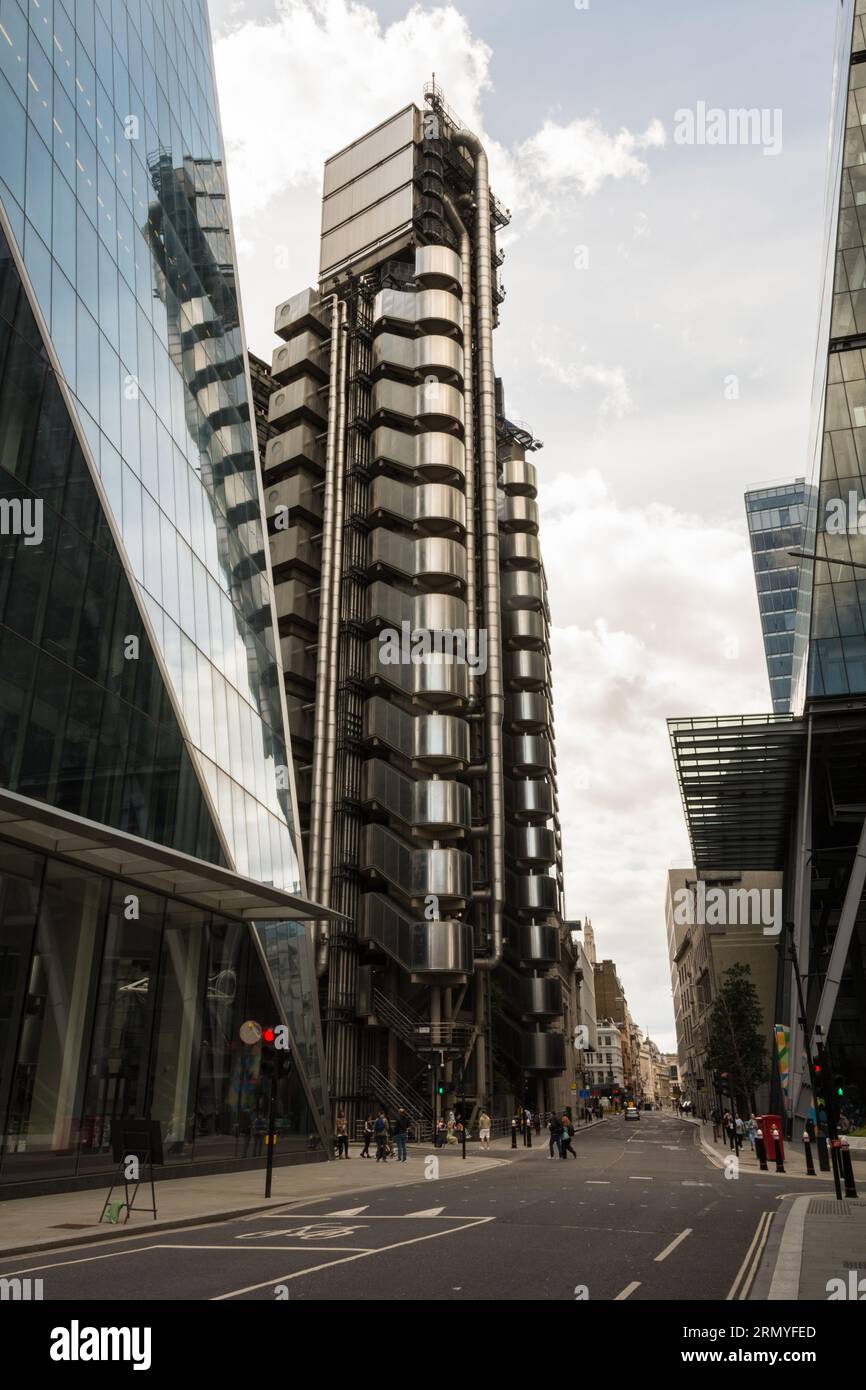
[327,1207,369,1217]
[0,1243,168,1277]
[614,1281,641,1300]
[585,1180,610,1185]
[654,1228,692,1262]
[405,1207,445,1217]
[211,1216,495,1300]
[629,1176,653,1181]
[164,1242,374,1253]
[682,1181,712,1187]
[726,1211,773,1301]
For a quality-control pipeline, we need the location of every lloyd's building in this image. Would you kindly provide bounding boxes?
[0,0,334,1194]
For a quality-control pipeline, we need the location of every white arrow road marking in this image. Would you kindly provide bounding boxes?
[654,1228,693,1262]
[327,1207,369,1216]
[405,1206,445,1217]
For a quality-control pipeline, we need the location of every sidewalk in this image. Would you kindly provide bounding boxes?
[751,1193,866,1300]
[689,1118,837,1181]
[0,1141,509,1259]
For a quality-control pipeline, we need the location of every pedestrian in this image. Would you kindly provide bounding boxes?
[393,1108,411,1162]
[435,1118,446,1148]
[478,1108,492,1150]
[724,1111,735,1150]
[361,1115,373,1158]
[735,1114,744,1146]
[533,1112,541,1137]
[374,1109,389,1162]
[711,1106,721,1143]
[335,1110,350,1159]
[746,1115,757,1150]
[548,1111,563,1159]
[561,1113,576,1159]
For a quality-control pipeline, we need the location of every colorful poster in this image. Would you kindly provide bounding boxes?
[774,1024,791,1104]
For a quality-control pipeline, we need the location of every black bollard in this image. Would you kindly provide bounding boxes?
[816,1134,830,1172]
[772,1127,785,1173]
[511,1120,517,1150]
[803,1132,816,1176]
[754,1133,768,1171]
[526,1124,532,1148]
[840,1141,859,1199]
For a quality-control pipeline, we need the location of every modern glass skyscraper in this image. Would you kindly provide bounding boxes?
[0,0,329,1191]
[744,479,807,713]
[792,0,866,704]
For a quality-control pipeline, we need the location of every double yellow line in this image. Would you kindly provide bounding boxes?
[727,1210,774,1300]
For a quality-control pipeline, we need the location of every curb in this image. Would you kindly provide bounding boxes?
[766,1194,810,1300]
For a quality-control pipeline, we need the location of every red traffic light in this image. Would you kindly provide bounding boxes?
[262,1027,276,1044]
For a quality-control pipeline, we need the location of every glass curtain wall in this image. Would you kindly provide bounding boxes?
[0,843,323,1187]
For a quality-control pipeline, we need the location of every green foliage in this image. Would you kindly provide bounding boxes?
[705,962,768,1105]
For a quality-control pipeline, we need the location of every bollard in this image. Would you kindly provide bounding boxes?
[754,1132,768,1171]
[526,1124,532,1148]
[840,1140,859,1199]
[772,1125,785,1173]
[816,1134,830,1172]
[511,1120,517,1150]
[803,1131,816,1176]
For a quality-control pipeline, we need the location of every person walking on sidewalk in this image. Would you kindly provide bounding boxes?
[335,1110,350,1158]
[393,1108,411,1162]
[360,1115,373,1158]
[478,1109,492,1150]
[711,1107,721,1143]
[374,1109,390,1162]
[548,1111,563,1159]
[561,1113,576,1159]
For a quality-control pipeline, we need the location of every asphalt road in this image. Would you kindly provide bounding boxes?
[0,1113,833,1301]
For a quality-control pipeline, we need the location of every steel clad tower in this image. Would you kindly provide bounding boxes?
[257,85,567,1131]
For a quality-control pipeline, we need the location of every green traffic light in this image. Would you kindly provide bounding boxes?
[837,1086,844,1097]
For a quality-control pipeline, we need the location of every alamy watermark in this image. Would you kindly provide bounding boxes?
[378,622,487,677]
[671,883,782,936]
[674,102,782,157]
[0,496,43,546]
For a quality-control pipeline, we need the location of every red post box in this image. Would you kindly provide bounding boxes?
[757,1114,784,1162]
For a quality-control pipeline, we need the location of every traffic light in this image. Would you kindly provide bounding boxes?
[261,1024,290,1078]
[437,1083,444,1097]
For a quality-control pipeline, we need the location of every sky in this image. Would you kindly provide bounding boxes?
[206,0,841,1050]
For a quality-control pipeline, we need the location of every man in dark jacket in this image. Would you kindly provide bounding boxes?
[548,1112,563,1159]
[393,1108,411,1162]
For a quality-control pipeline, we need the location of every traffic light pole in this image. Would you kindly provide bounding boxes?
[265,1070,277,1199]
[786,924,841,1200]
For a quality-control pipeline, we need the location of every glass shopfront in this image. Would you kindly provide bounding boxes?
[0,839,324,1189]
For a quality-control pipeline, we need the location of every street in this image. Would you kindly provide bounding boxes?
[0,1114,831,1301]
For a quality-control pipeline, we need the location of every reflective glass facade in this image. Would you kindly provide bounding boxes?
[794,0,866,703]
[0,0,330,1187]
[0,839,323,1188]
[745,479,808,713]
[0,0,300,889]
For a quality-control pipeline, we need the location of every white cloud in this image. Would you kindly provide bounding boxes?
[514,115,666,199]
[213,1,664,225]
[539,470,770,1045]
[214,0,494,219]
[534,344,634,418]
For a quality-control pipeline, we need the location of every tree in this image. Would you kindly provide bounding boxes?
[705,963,768,1113]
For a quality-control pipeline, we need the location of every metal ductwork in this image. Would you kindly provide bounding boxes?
[452,127,504,971]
